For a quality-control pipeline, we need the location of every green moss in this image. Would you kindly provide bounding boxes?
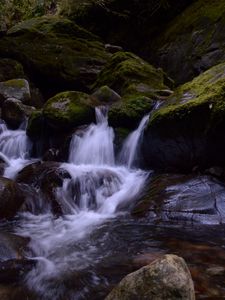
[109,95,155,128]
[162,0,225,42]
[149,62,225,134]
[93,51,167,95]
[0,16,109,91]
[0,59,25,82]
[3,79,26,88]
[43,91,95,130]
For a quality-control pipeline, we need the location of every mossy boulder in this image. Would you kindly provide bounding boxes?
[106,254,195,300]
[93,51,172,128]
[26,110,44,138]
[0,79,31,104]
[92,85,121,104]
[143,62,225,171]
[0,59,25,82]
[43,91,95,131]
[59,0,194,57]
[149,0,225,84]
[0,16,110,96]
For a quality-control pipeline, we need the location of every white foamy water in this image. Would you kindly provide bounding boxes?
[118,114,149,168]
[0,121,32,178]
[15,107,150,299]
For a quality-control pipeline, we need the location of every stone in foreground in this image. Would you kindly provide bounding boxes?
[106,254,195,300]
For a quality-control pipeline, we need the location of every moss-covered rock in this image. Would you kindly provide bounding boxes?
[0,79,31,104]
[149,0,225,84]
[0,16,110,96]
[26,110,44,138]
[106,254,195,300]
[43,91,95,131]
[91,85,121,104]
[143,62,225,171]
[93,51,172,128]
[0,59,25,82]
[59,0,194,58]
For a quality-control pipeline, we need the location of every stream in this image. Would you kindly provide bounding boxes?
[0,107,224,299]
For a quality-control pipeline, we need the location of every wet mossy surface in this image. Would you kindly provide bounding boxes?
[0,16,110,97]
[143,62,225,171]
[43,91,95,131]
[93,51,171,128]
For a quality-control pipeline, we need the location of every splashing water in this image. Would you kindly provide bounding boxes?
[0,121,32,178]
[15,107,150,299]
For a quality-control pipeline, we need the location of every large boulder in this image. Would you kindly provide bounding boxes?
[43,91,96,131]
[2,98,35,129]
[0,16,110,96]
[93,51,173,128]
[149,0,225,84]
[0,177,25,219]
[132,174,225,225]
[59,0,195,57]
[143,62,225,171]
[0,79,31,104]
[106,254,195,300]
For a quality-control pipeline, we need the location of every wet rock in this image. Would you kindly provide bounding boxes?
[0,259,35,284]
[0,177,25,219]
[43,91,95,131]
[92,86,121,104]
[2,98,35,129]
[0,232,29,261]
[132,174,225,225]
[16,161,71,214]
[0,16,110,96]
[93,51,172,129]
[206,266,225,276]
[143,62,225,171]
[105,44,123,54]
[0,59,25,82]
[0,79,31,104]
[150,0,225,84]
[42,148,60,162]
[0,284,36,300]
[106,254,195,300]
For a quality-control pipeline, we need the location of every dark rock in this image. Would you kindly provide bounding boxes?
[0,79,31,104]
[0,232,30,261]
[0,59,25,82]
[16,161,71,214]
[143,62,225,171]
[0,177,25,219]
[2,98,35,129]
[0,259,35,284]
[92,86,121,104]
[0,16,110,97]
[93,51,172,129]
[132,174,225,225]
[106,254,195,300]
[105,44,123,54]
[149,0,225,84]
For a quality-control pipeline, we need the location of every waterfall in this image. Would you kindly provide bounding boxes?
[0,121,32,178]
[118,114,149,168]
[15,107,150,299]
[69,107,115,166]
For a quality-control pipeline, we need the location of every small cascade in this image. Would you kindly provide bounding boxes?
[0,121,32,178]
[69,107,115,165]
[15,107,150,299]
[119,114,149,168]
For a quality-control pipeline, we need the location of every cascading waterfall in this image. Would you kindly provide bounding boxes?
[15,107,150,299]
[0,121,32,178]
[118,114,149,168]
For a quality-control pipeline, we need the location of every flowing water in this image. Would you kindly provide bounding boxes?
[10,107,150,299]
